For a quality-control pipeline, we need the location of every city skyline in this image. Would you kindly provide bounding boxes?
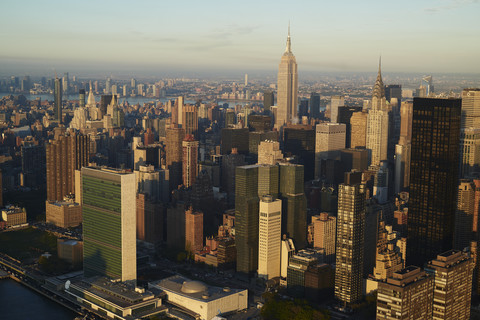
[1,0,480,76]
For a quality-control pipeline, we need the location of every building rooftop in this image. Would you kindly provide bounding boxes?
[150,275,246,302]
[84,166,132,175]
[72,276,155,308]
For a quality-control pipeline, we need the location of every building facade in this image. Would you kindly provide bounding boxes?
[258,196,282,280]
[82,167,136,281]
[407,98,461,266]
[335,172,366,304]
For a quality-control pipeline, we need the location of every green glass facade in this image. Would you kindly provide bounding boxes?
[83,173,123,279]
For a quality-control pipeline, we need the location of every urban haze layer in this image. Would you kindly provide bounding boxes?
[2,26,480,320]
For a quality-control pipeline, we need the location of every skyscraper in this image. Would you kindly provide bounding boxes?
[314,123,346,179]
[335,171,365,305]
[330,95,344,123]
[455,180,476,250]
[350,111,368,149]
[407,98,461,266]
[309,92,321,120]
[166,125,185,190]
[263,90,274,112]
[54,75,62,123]
[366,60,389,166]
[279,163,307,249]
[275,25,298,130]
[46,132,90,201]
[82,167,136,281]
[235,165,260,275]
[182,134,198,188]
[338,106,362,148]
[312,212,336,263]
[394,101,413,193]
[182,104,199,138]
[185,208,203,253]
[258,195,282,280]
[460,88,480,177]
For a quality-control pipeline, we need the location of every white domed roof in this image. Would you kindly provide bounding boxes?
[181,280,207,294]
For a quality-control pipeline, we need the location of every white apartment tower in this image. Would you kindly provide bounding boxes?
[335,172,366,305]
[258,196,282,280]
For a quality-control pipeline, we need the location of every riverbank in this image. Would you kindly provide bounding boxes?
[0,277,77,320]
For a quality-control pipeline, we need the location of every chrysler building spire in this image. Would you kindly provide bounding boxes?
[372,56,385,100]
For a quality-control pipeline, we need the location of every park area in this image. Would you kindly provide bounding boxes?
[0,227,57,263]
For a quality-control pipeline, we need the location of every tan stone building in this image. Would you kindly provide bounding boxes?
[1,206,27,228]
[350,111,368,148]
[46,198,82,228]
[312,212,336,263]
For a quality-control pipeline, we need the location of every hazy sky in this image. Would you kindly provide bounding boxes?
[1,0,479,76]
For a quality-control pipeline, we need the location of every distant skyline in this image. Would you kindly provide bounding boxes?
[1,0,479,76]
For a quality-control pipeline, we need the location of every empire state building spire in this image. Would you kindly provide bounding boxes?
[285,23,292,54]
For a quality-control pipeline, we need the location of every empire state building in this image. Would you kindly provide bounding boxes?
[276,26,298,130]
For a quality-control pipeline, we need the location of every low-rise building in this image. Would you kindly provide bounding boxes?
[149,275,247,320]
[46,197,82,228]
[66,276,164,320]
[57,238,83,267]
[1,206,27,228]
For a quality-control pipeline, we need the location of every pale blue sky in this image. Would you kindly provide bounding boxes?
[1,0,479,76]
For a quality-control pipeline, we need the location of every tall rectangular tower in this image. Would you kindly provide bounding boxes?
[279,163,307,249]
[335,171,365,304]
[46,133,90,201]
[166,126,185,190]
[407,98,461,266]
[54,76,62,123]
[315,123,346,178]
[235,165,260,275]
[82,167,136,282]
[185,209,203,253]
[258,196,282,280]
[330,95,344,123]
[460,89,480,177]
[182,135,198,188]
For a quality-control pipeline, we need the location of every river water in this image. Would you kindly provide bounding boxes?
[0,278,77,320]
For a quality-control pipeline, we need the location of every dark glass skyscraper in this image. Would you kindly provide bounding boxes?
[235,165,260,276]
[279,163,307,249]
[309,92,321,119]
[54,77,62,123]
[407,98,461,267]
[263,90,274,111]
